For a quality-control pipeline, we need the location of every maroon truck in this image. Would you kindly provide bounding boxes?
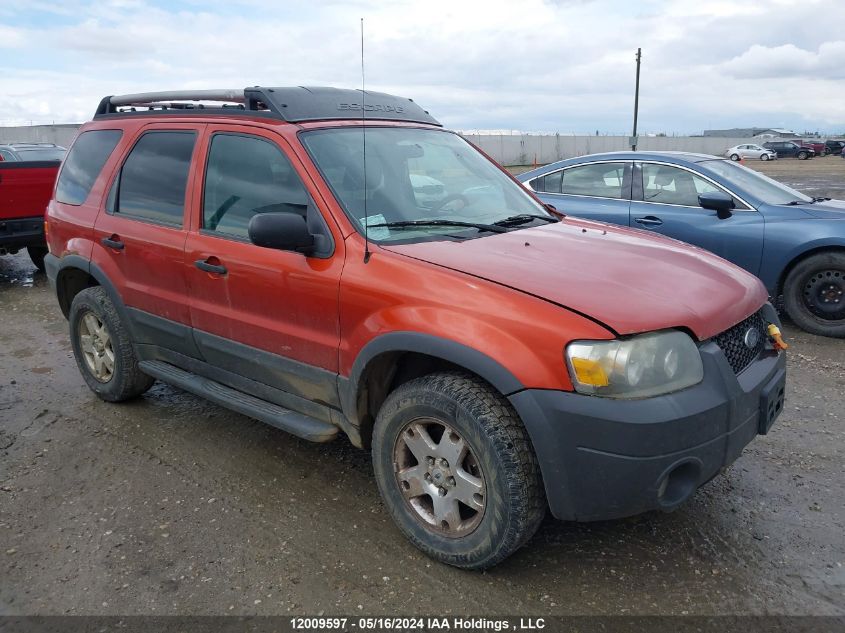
[792,140,828,156]
[0,143,65,271]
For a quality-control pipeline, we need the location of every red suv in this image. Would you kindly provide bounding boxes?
[45,87,787,569]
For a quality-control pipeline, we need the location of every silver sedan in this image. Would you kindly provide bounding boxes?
[725,144,777,161]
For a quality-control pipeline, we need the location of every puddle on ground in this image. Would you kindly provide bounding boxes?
[0,255,40,288]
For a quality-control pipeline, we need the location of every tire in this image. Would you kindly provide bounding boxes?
[760,153,770,161]
[371,372,545,569]
[69,286,155,401]
[783,252,845,338]
[798,151,808,160]
[730,153,740,161]
[27,246,48,272]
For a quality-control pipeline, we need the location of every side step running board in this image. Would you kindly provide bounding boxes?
[139,360,339,443]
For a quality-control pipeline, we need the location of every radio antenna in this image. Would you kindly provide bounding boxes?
[361,17,372,264]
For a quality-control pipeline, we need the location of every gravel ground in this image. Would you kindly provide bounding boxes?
[0,160,843,616]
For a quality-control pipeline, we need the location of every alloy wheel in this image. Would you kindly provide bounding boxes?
[393,417,486,537]
[78,311,115,382]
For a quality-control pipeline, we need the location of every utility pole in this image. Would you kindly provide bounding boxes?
[631,48,641,151]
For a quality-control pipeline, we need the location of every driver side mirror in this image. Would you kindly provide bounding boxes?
[248,212,315,254]
[699,191,735,220]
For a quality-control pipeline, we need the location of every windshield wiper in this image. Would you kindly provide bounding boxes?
[786,200,811,205]
[492,213,559,227]
[367,220,509,234]
[812,196,831,202]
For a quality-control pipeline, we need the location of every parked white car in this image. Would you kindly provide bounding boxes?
[725,144,777,161]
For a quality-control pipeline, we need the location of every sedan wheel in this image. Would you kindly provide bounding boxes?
[783,252,845,337]
[730,153,740,161]
[802,270,845,322]
[761,154,770,161]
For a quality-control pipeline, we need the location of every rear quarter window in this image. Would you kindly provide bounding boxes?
[55,130,122,205]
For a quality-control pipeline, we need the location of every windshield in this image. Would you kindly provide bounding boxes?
[699,159,812,205]
[15,148,66,161]
[300,127,550,242]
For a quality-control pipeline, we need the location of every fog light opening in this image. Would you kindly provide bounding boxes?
[657,461,700,508]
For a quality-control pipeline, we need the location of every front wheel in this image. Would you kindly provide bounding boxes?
[783,252,845,337]
[798,151,809,160]
[730,153,740,161]
[371,372,545,569]
[760,153,770,161]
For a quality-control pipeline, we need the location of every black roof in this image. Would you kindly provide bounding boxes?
[94,86,441,127]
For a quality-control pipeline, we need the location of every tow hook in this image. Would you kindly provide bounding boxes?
[767,323,789,351]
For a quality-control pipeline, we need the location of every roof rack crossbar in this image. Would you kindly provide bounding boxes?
[96,89,248,115]
[110,89,246,107]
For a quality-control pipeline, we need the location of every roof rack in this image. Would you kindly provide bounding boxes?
[94,86,441,127]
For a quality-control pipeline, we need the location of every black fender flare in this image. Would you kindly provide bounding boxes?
[341,331,526,426]
[48,253,132,330]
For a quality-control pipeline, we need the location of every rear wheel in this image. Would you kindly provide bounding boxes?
[371,372,545,569]
[27,246,47,272]
[783,252,845,338]
[730,153,740,161]
[69,287,155,401]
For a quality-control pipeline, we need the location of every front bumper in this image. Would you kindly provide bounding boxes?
[509,310,787,522]
[0,216,45,251]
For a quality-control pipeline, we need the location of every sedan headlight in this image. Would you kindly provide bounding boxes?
[565,330,704,399]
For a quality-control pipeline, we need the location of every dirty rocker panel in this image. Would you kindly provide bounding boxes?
[123,306,342,418]
[137,359,338,442]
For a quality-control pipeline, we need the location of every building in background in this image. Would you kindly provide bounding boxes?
[703,127,797,139]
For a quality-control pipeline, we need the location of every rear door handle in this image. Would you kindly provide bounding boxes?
[634,216,663,226]
[195,258,227,276]
[101,235,125,250]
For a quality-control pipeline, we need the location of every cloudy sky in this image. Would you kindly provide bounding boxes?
[1,0,843,133]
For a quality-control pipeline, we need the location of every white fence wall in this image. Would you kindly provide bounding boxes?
[1,125,751,166]
[0,124,81,148]
[462,134,751,166]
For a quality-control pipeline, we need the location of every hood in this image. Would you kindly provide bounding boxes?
[383,218,767,340]
[798,198,845,219]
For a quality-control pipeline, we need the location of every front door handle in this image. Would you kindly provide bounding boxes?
[195,258,227,276]
[101,235,125,250]
[634,216,663,226]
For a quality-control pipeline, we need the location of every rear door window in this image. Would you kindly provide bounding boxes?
[110,131,196,226]
[561,163,626,199]
[55,130,122,205]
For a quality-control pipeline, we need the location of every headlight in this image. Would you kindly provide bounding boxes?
[565,330,704,399]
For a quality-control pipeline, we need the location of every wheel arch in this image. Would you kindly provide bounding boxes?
[342,332,526,449]
[52,255,129,326]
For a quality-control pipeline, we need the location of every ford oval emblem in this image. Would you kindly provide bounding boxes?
[743,327,760,349]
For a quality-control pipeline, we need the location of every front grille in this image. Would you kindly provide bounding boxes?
[713,310,767,374]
